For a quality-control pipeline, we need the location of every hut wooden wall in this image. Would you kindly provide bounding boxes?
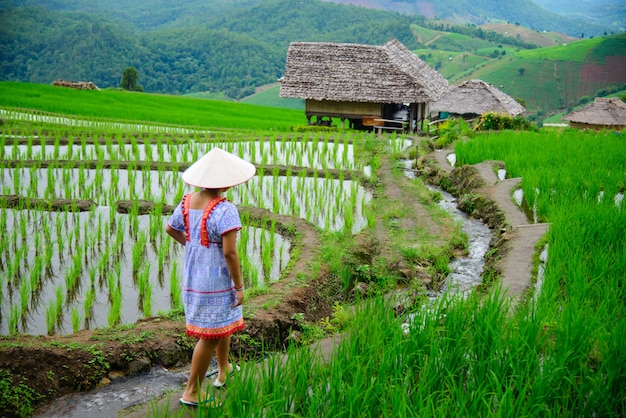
[306,100,382,117]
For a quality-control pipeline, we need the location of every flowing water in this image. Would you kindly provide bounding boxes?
[432,187,492,296]
[401,161,493,333]
[34,364,209,417]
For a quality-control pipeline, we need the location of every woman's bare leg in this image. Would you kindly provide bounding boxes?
[182,338,220,402]
[214,335,232,384]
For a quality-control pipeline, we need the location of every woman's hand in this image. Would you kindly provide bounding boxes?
[233,289,245,307]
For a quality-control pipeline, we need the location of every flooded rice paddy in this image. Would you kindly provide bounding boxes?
[0,136,392,335]
[0,206,290,335]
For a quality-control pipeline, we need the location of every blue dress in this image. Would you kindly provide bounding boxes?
[167,194,244,339]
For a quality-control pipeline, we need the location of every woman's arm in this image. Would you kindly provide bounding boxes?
[165,224,186,245]
[222,229,245,306]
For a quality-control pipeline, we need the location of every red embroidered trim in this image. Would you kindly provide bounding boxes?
[186,320,244,340]
[200,197,226,248]
[182,194,227,248]
[182,194,191,242]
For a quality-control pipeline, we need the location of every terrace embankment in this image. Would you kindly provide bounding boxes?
[1,143,544,416]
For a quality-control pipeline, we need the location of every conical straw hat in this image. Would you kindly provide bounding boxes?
[182,148,256,189]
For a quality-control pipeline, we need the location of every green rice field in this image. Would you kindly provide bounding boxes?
[205,128,626,416]
[1,83,625,415]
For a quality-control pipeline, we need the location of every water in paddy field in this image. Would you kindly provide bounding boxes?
[0,166,371,232]
[0,205,291,335]
[3,139,359,171]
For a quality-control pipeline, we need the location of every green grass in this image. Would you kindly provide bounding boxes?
[465,55,586,115]
[410,24,443,44]
[183,91,234,101]
[585,34,626,64]
[240,84,304,110]
[0,82,306,130]
[417,49,491,80]
[516,36,606,62]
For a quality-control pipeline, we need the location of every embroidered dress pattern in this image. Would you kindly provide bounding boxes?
[168,194,244,339]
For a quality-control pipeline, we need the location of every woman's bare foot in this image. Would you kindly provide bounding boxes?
[213,363,238,387]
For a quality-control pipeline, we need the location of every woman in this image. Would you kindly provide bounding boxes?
[166,147,255,407]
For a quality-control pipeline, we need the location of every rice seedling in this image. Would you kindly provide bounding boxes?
[29,254,44,293]
[137,263,152,316]
[169,261,182,310]
[108,284,122,327]
[132,230,148,273]
[241,256,259,288]
[83,286,95,321]
[19,279,31,321]
[261,236,273,281]
[71,307,82,333]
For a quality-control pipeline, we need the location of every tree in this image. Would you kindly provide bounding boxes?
[120,66,143,91]
[518,67,526,76]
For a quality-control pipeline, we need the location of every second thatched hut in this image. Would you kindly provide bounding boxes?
[563,97,626,131]
[430,79,525,120]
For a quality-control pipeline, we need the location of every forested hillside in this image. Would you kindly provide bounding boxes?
[1,0,534,98]
[322,0,608,37]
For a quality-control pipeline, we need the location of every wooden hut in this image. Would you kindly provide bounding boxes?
[430,79,525,121]
[563,97,626,131]
[279,39,447,133]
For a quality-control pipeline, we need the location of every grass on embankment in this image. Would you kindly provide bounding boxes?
[0,81,306,131]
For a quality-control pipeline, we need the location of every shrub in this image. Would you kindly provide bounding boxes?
[436,118,471,147]
[477,112,536,132]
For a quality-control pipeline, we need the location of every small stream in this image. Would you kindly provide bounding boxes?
[432,186,492,296]
[403,161,492,297]
[401,161,492,334]
[36,163,494,417]
[35,363,216,417]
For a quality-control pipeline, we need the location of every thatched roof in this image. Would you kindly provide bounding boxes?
[279,39,447,103]
[430,79,525,116]
[563,97,626,127]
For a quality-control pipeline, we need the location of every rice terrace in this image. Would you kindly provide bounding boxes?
[0,77,625,417]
